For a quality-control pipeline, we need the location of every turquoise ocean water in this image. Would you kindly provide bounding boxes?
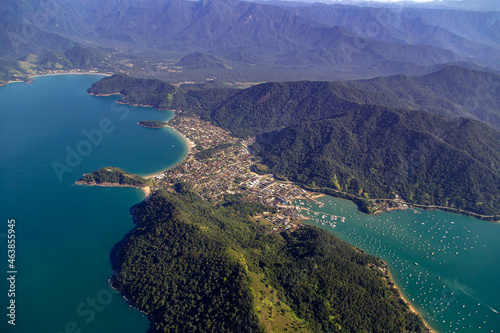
[297,196,500,333]
[0,75,187,332]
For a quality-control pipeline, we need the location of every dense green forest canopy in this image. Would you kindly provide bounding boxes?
[254,110,500,216]
[87,74,237,117]
[78,167,147,187]
[137,120,168,128]
[89,66,500,131]
[113,187,426,332]
[88,68,500,216]
[211,78,500,216]
[340,66,500,131]
[210,81,411,138]
[87,74,197,111]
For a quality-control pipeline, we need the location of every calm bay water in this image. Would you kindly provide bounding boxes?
[297,196,500,333]
[0,75,187,332]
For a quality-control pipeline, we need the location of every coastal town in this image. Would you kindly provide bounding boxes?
[148,116,328,233]
[77,114,425,232]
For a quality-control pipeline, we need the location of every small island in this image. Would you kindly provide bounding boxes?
[137,120,168,128]
[76,167,151,196]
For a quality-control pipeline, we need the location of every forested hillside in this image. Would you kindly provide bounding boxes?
[254,110,500,216]
[113,187,426,332]
[77,167,148,187]
[87,68,500,217]
[210,80,414,137]
[87,74,233,116]
[342,66,500,130]
[0,46,115,85]
[0,59,31,85]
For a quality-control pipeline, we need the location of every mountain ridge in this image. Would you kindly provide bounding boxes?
[86,66,500,217]
[1,0,499,82]
[341,65,500,130]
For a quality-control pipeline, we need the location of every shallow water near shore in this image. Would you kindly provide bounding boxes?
[297,196,500,333]
[0,75,187,332]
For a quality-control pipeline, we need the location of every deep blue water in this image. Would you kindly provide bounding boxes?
[0,75,187,332]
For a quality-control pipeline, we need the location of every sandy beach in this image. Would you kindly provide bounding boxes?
[1,71,111,87]
[0,80,26,86]
[141,186,151,197]
[31,71,112,78]
[386,267,437,333]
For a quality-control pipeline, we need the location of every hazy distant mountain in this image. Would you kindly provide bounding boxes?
[332,0,500,12]
[176,53,227,70]
[295,4,500,68]
[0,1,77,58]
[1,0,499,81]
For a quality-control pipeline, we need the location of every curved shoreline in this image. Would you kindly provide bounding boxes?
[31,72,112,78]
[0,80,25,86]
[143,126,195,180]
[302,218,437,333]
[87,85,193,183]
[308,186,500,223]
[1,71,112,86]
[386,265,437,333]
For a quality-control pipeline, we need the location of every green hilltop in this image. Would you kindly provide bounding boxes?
[77,167,148,187]
[113,187,426,333]
[341,66,500,131]
[253,109,500,217]
[137,120,168,128]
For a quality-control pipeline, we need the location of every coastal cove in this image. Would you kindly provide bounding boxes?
[0,74,188,332]
[297,196,500,333]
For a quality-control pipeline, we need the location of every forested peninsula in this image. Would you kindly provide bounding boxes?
[112,185,428,333]
[76,167,150,188]
[137,120,168,128]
